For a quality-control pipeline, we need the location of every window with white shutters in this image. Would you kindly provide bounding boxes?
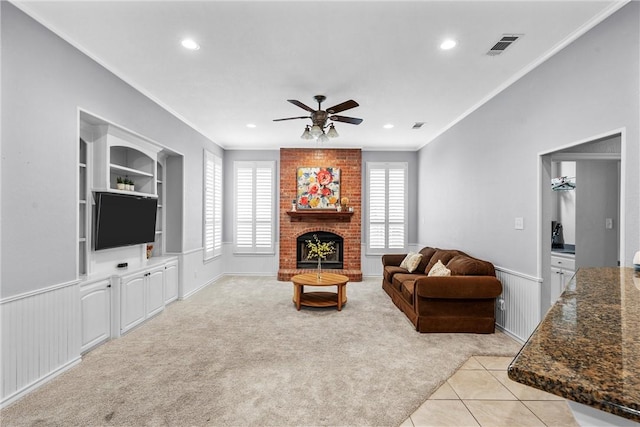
[234,161,275,254]
[204,150,222,260]
[366,162,407,253]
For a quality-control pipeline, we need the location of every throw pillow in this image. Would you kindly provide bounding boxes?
[400,252,423,273]
[428,259,451,277]
[399,252,415,270]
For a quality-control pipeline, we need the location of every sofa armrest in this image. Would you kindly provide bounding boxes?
[382,254,406,267]
[415,276,502,299]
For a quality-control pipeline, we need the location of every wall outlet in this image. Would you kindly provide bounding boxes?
[605,218,613,229]
[498,298,505,311]
[514,217,524,230]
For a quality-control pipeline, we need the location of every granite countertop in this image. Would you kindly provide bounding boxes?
[508,267,640,422]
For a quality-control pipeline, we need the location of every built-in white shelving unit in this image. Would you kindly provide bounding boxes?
[77,111,183,355]
[92,124,159,198]
[154,160,164,257]
[78,136,88,276]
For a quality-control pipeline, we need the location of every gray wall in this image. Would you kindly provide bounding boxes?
[417,2,639,276]
[1,3,223,297]
[575,160,620,268]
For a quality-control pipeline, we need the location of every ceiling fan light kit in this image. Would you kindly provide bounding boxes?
[300,125,314,140]
[274,95,362,143]
[327,123,339,138]
[310,124,323,137]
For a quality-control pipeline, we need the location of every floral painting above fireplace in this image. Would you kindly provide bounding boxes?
[296,167,340,209]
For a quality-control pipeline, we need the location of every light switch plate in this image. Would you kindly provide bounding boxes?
[515,217,524,230]
[605,218,613,229]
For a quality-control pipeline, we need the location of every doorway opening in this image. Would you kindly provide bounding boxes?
[539,131,623,313]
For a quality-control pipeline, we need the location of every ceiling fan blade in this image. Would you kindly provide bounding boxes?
[287,99,315,113]
[273,116,311,122]
[326,100,359,114]
[330,115,363,125]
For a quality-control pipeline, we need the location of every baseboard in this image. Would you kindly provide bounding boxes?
[495,325,525,346]
[1,356,81,409]
[181,272,224,300]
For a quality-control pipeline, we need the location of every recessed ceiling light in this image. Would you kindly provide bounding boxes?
[181,38,200,50]
[440,39,457,50]
[246,123,256,128]
[383,124,394,129]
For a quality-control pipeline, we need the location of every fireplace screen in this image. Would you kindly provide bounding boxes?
[297,231,343,269]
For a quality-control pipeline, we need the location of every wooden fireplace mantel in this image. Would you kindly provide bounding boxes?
[286,210,354,223]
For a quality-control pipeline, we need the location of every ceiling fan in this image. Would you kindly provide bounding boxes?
[273,95,363,141]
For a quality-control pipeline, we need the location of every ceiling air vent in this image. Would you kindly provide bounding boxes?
[487,34,522,56]
[412,122,425,129]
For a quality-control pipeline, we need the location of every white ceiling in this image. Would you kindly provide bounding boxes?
[14,1,624,151]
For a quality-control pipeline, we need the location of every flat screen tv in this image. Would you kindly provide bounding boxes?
[94,192,158,250]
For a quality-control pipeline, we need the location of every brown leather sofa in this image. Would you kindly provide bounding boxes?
[382,247,502,333]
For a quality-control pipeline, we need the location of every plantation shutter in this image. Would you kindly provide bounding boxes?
[234,161,275,253]
[255,166,273,248]
[213,155,223,256]
[387,168,405,249]
[204,150,222,260]
[367,162,407,253]
[368,168,387,249]
[235,166,254,249]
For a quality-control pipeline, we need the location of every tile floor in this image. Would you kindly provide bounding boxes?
[400,356,579,427]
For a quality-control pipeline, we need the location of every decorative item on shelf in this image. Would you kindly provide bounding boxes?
[348,206,354,212]
[116,176,125,190]
[336,203,342,212]
[124,176,131,191]
[129,179,135,192]
[305,234,335,280]
[340,196,349,209]
[146,244,153,259]
[291,199,297,212]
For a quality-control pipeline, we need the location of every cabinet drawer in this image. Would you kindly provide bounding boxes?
[551,256,575,271]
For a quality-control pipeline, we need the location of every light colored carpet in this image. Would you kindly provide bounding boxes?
[1,276,521,426]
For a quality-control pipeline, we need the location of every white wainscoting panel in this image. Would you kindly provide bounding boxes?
[1,281,81,407]
[362,253,383,277]
[495,267,542,342]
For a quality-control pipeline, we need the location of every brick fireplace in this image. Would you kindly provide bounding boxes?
[278,148,362,281]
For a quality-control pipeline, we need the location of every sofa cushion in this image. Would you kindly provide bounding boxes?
[400,252,423,273]
[428,260,451,276]
[416,247,437,274]
[425,249,462,274]
[401,280,416,304]
[393,273,428,293]
[447,255,495,276]
[383,265,407,284]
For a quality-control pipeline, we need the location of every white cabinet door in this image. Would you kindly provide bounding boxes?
[550,267,576,304]
[561,269,575,291]
[550,267,563,304]
[146,269,165,317]
[164,261,179,304]
[80,279,111,353]
[121,273,146,333]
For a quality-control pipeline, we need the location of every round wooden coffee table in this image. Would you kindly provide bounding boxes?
[291,272,349,311]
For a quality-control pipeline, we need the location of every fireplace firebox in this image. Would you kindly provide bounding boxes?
[297,231,344,269]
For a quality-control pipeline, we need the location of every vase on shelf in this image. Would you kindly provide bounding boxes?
[317,258,322,280]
